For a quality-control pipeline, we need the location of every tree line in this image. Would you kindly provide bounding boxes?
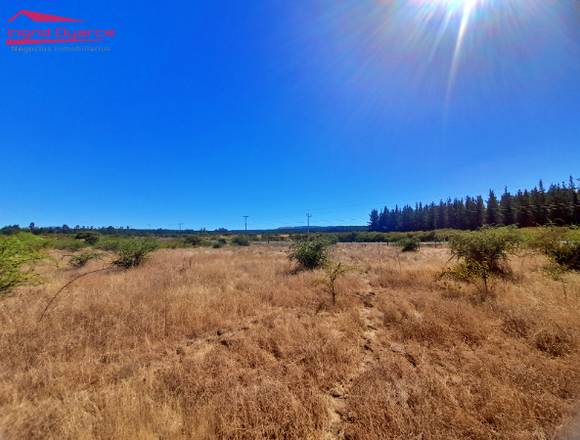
[369,177,580,232]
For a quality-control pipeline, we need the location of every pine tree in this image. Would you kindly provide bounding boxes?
[437,200,448,229]
[530,186,545,226]
[516,190,533,227]
[368,209,379,231]
[474,195,485,229]
[500,188,515,226]
[486,190,501,225]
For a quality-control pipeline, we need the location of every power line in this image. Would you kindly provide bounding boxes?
[243,216,249,232]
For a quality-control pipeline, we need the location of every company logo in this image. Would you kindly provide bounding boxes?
[6,10,115,45]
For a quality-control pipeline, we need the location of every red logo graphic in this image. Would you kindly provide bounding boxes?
[8,10,82,23]
[6,10,115,46]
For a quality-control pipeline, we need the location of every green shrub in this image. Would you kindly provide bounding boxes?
[183,235,202,246]
[50,237,87,251]
[69,251,101,268]
[112,239,158,269]
[289,238,330,270]
[74,232,99,245]
[231,235,250,246]
[441,227,521,293]
[398,238,420,252]
[545,242,580,272]
[95,237,125,252]
[0,233,46,294]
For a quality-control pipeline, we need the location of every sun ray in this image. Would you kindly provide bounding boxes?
[446,0,478,105]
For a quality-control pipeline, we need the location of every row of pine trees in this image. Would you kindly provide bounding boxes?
[369,178,580,232]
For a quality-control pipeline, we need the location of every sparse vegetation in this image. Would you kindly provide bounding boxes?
[1,239,579,439]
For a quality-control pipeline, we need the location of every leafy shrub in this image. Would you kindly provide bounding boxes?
[112,239,158,269]
[183,235,202,246]
[398,238,420,252]
[74,232,99,245]
[211,238,228,248]
[231,235,250,246]
[95,237,125,252]
[530,227,580,272]
[441,227,521,293]
[0,233,46,294]
[289,238,330,270]
[545,241,580,272]
[69,251,101,268]
[50,238,87,252]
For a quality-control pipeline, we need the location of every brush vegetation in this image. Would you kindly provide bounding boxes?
[1,229,579,439]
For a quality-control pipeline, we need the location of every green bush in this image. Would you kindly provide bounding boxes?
[50,237,87,251]
[0,233,46,294]
[69,251,101,268]
[442,227,521,293]
[398,237,420,252]
[74,232,99,245]
[231,235,250,246]
[95,237,125,252]
[112,239,158,269]
[545,242,580,272]
[183,235,202,246]
[289,238,330,270]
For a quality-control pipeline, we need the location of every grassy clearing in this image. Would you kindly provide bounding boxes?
[0,243,579,439]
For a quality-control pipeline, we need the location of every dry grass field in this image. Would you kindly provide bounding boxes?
[1,244,579,439]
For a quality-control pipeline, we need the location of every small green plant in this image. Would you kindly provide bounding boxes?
[319,262,353,305]
[398,237,420,252]
[289,238,330,270]
[112,239,158,269]
[69,251,101,268]
[231,235,250,246]
[441,227,520,294]
[0,233,46,294]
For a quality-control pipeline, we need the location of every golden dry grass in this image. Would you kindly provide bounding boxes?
[0,244,579,439]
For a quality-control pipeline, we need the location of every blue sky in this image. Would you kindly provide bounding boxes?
[1,0,579,230]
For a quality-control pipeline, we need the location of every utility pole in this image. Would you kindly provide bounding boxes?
[243,216,249,232]
[306,213,312,238]
[178,222,184,232]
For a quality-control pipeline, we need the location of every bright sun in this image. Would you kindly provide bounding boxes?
[416,0,489,99]
[436,0,482,13]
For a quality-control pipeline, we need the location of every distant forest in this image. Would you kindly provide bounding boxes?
[369,177,580,232]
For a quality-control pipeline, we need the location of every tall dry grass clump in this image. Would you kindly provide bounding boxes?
[0,243,579,439]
